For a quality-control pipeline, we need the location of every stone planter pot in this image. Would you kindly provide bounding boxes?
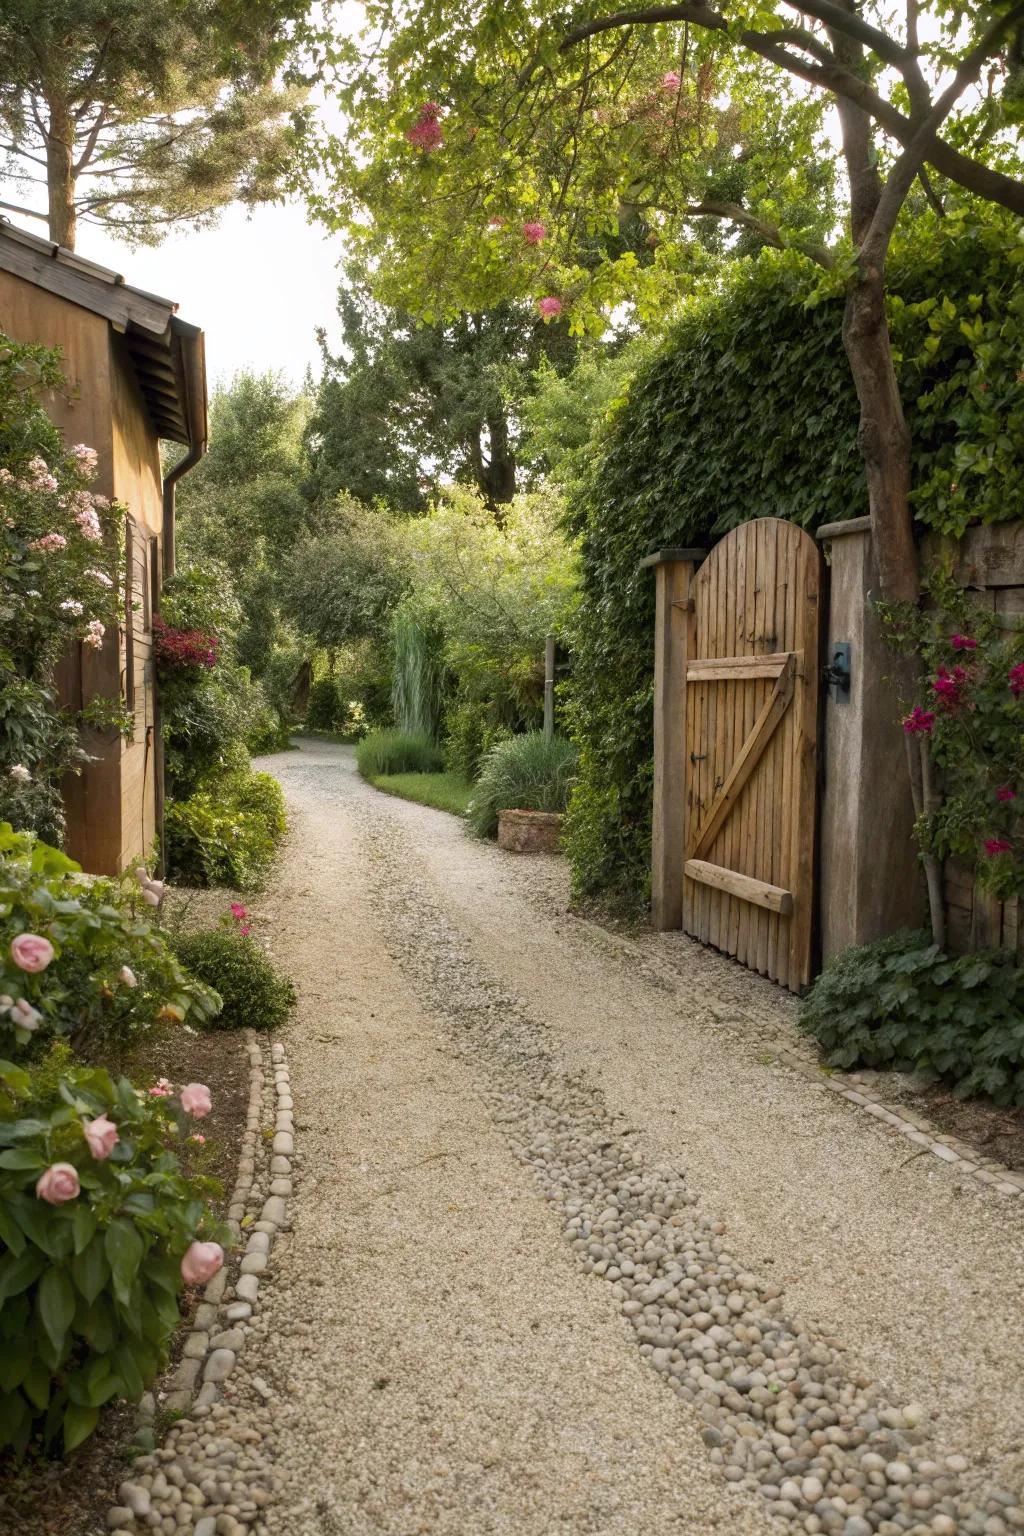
[497,809,564,854]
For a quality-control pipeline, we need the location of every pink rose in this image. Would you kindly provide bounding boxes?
[11,933,55,972]
[180,1082,212,1119]
[120,965,138,987]
[190,1133,206,1145]
[149,1076,172,1098]
[180,1240,224,1286]
[36,1162,80,1204]
[82,1113,119,1160]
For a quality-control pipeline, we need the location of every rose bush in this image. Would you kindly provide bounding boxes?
[0,334,123,844]
[0,825,221,1058]
[0,1048,228,1454]
[882,567,1024,905]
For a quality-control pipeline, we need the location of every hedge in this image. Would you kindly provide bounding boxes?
[563,211,1024,911]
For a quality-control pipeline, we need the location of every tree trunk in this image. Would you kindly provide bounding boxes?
[485,414,517,506]
[841,266,919,606]
[45,97,77,249]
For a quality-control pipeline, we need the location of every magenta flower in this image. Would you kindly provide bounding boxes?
[950,633,977,651]
[1009,663,1024,698]
[149,1077,172,1098]
[11,933,55,972]
[661,70,681,89]
[36,1163,80,1204]
[933,664,968,709]
[902,706,935,735]
[996,786,1017,803]
[180,1240,224,1287]
[522,221,547,246]
[406,102,443,151]
[984,838,1013,856]
[230,902,248,921]
[537,296,563,320]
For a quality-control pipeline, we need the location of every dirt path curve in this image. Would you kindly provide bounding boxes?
[242,739,1023,1536]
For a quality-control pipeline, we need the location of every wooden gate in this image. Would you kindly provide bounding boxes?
[647,519,822,992]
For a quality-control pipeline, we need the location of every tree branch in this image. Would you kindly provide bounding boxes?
[681,198,834,267]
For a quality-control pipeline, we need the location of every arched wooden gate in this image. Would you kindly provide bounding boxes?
[646,519,822,993]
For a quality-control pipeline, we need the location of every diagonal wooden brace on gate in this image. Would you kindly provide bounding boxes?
[687,652,797,862]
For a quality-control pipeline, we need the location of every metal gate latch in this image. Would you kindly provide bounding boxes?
[823,642,852,702]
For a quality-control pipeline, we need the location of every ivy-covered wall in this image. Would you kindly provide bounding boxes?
[564,211,1024,911]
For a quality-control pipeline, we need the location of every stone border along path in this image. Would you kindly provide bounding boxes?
[575,920,1024,1200]
[357,810,1023,1536]
[98,1033,294,1536]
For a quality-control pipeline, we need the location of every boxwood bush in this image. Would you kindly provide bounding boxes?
[172,930,295,1033]
[798,931,1024,1106]
[0,1049,228,1454]
[164,771,286,890]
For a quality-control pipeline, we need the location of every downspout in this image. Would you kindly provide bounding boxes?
[155,323,207,873]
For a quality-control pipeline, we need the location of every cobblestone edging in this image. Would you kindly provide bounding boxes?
[99,1035,294,1534]
[576,918,1024,1200]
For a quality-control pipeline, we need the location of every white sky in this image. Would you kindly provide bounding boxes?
[79,200,345,390]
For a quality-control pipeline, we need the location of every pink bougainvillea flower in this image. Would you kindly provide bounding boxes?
[522,221,547,245]
[984,838,1013,855]
[406,102,443,151]
[902,706,935,735]
[1009,663,1024,697]
[36,1162,80,1204]
[120,965,138,987]
[950,633,977,650]
[180,1082,212,1118]
[83,1113,119,1160]
[11,933,55,972]
[537,296,563,319]
[661,70,681,89]
[180,1240,224,1286]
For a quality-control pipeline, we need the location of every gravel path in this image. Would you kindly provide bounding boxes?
[221,740,1023,1535]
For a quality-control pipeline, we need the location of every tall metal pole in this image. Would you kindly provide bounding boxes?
[543,634,555,740]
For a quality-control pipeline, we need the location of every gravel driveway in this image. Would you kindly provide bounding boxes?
[236,738,1023,1536]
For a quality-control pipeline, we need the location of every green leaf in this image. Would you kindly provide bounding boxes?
[0,1245,46,1304]
[63,1401,99,1453]
[37,1266,76,1351]
[105,1218,144,1302]
[71,1237,108,1305]
[21,1358,50,1411]
[71,1204,97,1256]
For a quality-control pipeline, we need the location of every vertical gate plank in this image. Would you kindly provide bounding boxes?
[787,532,821,989]
[726,527,747,960]
[762,521,781,981]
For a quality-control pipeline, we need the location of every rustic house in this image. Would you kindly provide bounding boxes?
[0,220,207,875]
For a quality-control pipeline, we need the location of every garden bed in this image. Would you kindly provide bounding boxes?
[0,1020,252,1536]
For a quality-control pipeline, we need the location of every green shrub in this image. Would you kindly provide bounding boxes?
[172,930,295,1033]
[0,826,220,1059]
[356,730,445,778]
[443,699,514,781]
[245,702,291,756]
[798,931,1024,1106]
[164,771,286,890]
[0,1048,228,1454]
[468,732,577,839]
[305,678,342,732]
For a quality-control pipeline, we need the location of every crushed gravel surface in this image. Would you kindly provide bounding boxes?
[182,738,1023,1536]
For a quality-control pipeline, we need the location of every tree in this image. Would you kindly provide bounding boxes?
[307,0,1024,608]
[307,264,578,510]
[0,0,316,248]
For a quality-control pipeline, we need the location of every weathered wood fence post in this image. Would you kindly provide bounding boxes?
[543,634,555,741]
[643,547,706,931]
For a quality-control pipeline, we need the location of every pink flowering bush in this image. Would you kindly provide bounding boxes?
[0,1045,228,1454]
[0,334,124,844]
[883,566,1024,903]
[0,826,221,1059]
